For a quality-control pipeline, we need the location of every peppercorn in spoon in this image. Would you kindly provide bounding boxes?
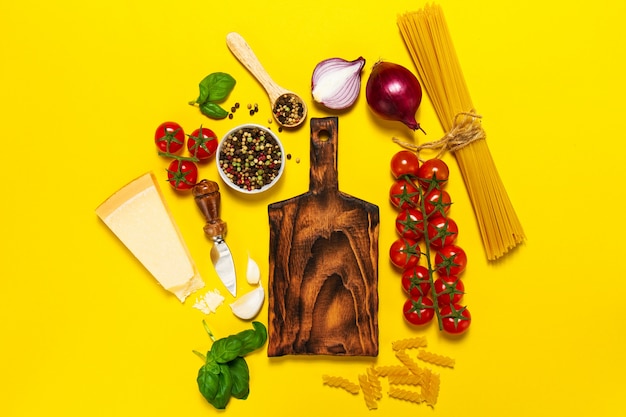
[226,32,307,128]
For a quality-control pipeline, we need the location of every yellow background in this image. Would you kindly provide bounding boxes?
[2,0,625,415]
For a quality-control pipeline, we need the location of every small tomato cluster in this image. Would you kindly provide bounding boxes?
[154,121,219,191]
[389,150,471,335]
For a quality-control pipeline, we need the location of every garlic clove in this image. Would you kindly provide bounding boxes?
[230,285,265,320]
[246,254,261,285]
[311,57,366,110]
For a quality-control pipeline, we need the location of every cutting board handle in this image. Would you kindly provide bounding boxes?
[309,117,339,193]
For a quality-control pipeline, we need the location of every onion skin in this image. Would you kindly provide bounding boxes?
[365,61,424,132]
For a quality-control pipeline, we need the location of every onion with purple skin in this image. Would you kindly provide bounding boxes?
[365,61,425,132]
[311,57,366,110]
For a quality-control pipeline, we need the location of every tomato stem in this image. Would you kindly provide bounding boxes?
[158,151,199,162]
[407,174,444,330]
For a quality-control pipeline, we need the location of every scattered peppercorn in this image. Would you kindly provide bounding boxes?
[228,113,234,119]
[286,153,292,160]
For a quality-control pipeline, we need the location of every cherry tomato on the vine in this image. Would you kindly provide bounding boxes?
[166,159,198,191]
[401,265,431,298]
[418,158,449,190]
[187,127,218,160]
[434,276,464,305]
[423,189,452,218]
[155,121,185,154]
[427,217,458,249]
[391,150,420,179]
[403,295,435,326]
[439,303,471,334]
[389,237,421,269]
[389,178,420,209]
[435,245,467,276]
[396,208,425,240]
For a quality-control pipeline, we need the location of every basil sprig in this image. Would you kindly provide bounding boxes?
[194,321,267,410]
[189,72,236,119]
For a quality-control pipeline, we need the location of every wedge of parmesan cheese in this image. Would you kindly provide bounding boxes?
[96,172,204,302]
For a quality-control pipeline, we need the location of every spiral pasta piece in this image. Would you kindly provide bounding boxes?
[421,371,441,406]
[322,375,360,395]
[388,373,424,386]
[375,365,411,377]
[358,374,379,410]
[417,350,456,368]
[367,367,383,400]
[388,387,424,404]
[391,336,427,351]
[395,350,424,376]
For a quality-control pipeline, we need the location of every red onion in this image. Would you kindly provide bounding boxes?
[365,61,424,132]
[311,57,366,110]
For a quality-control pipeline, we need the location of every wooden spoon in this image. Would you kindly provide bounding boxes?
[226,32,307,128]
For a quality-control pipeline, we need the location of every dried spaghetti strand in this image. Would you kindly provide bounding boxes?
[398,4,526,260]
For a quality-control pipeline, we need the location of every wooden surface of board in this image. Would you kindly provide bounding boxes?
[267,117,379,357]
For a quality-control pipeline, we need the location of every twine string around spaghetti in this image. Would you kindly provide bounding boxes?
[393,111,486,160]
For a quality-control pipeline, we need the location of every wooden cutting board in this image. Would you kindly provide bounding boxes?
[267,117,379,357]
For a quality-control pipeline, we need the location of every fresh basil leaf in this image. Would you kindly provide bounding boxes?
[237,321,268,356]
[196,82,210,105]
[199,102,229,119]
[211,335,244,364]
[210,363,233,410]
[197,356,220,403]
[228,357,250,400]
[199,72,236,102]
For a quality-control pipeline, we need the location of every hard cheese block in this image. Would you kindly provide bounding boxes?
[96,172,204,302]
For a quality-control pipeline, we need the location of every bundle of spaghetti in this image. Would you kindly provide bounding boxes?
[397,4,525,260]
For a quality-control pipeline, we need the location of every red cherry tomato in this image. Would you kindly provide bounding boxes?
[155,121,185,154]
[389,178,420,209]
[395,208,424,240]
[435,245,467,276]
[187,127,218,160]
[401,265,431,298]
[389,237,421,269]
[418,158,449,190]
[423,189,452,218]
[403,295,435,326]
[391,150,420,178]
[433,276,464,305]
[427,217,458,249]
[166,159,198,190]
[439,303,471,334]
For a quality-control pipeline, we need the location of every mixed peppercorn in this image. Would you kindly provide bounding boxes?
[218,126,283,191]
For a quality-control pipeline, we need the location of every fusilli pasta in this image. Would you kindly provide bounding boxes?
[391,336,427,351]
[388,387,424,404]
[417,350,455,368]
[322,375,360,395]
[358,374,378,410]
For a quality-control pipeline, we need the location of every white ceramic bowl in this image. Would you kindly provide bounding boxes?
[216,123,285,194]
